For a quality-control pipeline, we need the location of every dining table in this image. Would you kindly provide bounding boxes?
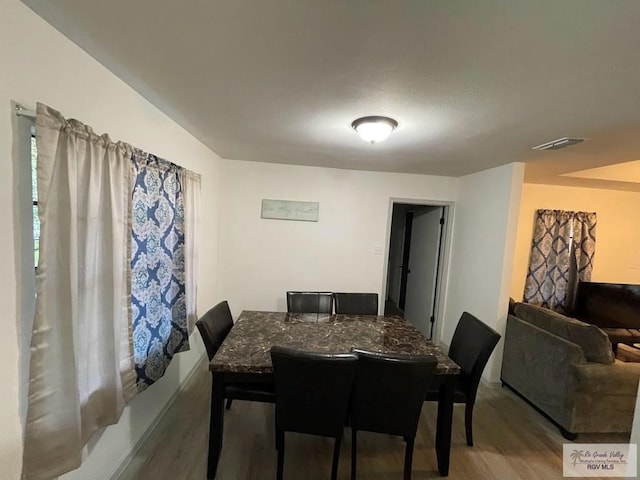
[207,311,461,479]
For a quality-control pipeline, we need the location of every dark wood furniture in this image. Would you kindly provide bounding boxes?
[286,291,334,314]
[270,346,357,480]
[334,292,379,315]
[425,312,500,446]
[350,349,438,480]
[573,281,640,348]
[207,311,460,479]
[616,343,640,362]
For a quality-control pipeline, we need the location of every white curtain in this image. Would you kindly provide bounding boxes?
[181,169,201,333]
[23,104,137,479]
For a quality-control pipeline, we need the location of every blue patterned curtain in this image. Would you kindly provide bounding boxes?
[131,151,189,391]
[573,211,597,281]
[523,209,596,312]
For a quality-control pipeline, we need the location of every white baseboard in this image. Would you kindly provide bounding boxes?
[108,354,207,480]
[481,378,503,389]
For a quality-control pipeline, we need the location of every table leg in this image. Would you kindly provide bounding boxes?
[207,373,225,480]
[435,378,454,476]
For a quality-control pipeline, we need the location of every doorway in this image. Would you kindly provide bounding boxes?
[385,203,447,339]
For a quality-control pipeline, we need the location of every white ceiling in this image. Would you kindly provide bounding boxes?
[22,0,640,189]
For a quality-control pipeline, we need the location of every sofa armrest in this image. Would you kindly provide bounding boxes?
[570,361,640,396]
[567,361,640,433]
[501,315,587,429]
[502,315,587,377]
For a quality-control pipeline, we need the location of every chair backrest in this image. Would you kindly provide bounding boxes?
[350,349,437,438]
[270,346,357,438]
[334,293,379,315]
[286,291,334,314]
[449,312,501,403]
[195,301,234,360]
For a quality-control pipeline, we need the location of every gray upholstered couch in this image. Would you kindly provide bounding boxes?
[501,302,640,439]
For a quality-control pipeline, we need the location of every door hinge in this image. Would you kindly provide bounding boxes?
[430,315,435,323]
[439,217,445,225]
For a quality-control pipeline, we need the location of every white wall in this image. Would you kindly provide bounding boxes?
[440,163,525,383]
[218,160,525,384]
[631,384,640,478]
[511,183,640,300]
[217,160,458,318]
[1,2,221,479]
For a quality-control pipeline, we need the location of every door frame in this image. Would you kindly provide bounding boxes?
[380,198,455,345]
[398,209,413,311]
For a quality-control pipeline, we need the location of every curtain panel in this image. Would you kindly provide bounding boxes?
[131,151,189,391]
[572,211,597,281]
[23,103,201,479]
[24,104,137,479]
[523,209,596,312]
[181,169,201,333]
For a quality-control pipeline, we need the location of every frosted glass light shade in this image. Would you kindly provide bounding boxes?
[351,116,398,144]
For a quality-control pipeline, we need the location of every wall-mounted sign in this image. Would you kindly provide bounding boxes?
[261,199,319,222]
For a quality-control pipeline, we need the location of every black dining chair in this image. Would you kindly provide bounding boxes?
[334,293,379,315]
[196,301,275,410]
[286,291,334,314]
[196,301,234,360]
[270,346,357,480]
[349,349,438,480]
[424,312,500,446]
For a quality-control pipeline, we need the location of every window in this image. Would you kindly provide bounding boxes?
[31,132,39,267]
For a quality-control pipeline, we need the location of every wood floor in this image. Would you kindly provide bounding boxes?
[118,359,630,480]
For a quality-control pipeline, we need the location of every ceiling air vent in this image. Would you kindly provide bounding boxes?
[532,137,585,151]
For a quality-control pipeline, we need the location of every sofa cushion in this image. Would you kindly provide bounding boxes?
[513,303,614,364]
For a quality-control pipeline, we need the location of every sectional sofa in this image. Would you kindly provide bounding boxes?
[501,302,640,439]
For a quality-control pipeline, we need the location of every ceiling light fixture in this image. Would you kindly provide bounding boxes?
[351,116,398,144]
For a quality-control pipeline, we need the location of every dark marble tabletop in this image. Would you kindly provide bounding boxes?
[210,311,460,375]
